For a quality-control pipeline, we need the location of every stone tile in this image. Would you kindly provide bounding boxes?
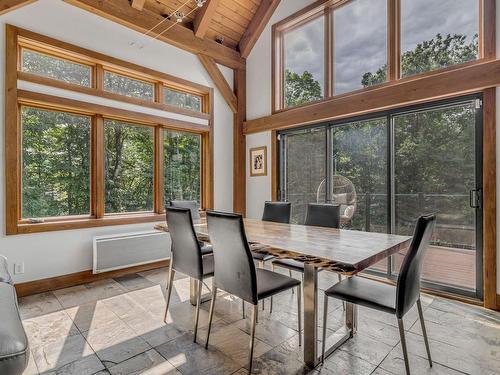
[31,334,100,374]
[356,314,402,347]
[359,304,419,331]
[41,354,105,375]
[200,292,246,324]
[113,274,156,292]
[198,320,272,366]
[83,318,151,368]
[320,349,377,375]
[23,310,80,347]
[370,368,394,375]
[19,292,63,320]
[101,293,148,321]
[164,300,221,333]
[339,332,394,366]
[65,301,121,333]
[107,349,180,375]
[155,332,240,375]
[22,350,39,375]
[245,343,311,375]
[53,280,126,308]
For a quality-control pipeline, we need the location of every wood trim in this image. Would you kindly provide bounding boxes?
[480,0,496,59]
[154,127,165,214]
[387,0,400,80]
[497,294,500,311]
[130,0,146,11]
[17,89,209,133]
[193,0,220,39]
[203,88,215,209]
[94,116,105,218]
[245,58,500,134]
[271,130,278,200]
[197,54,238,113]
[0,0,36,15]
[233,68,246,215]
[483,88,497,309]
[63,0,245,69]
[15,259,170,297]
[239,0,281,59]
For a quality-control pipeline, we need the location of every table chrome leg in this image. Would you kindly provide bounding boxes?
[303,263,318,368]
[345,302,358,337]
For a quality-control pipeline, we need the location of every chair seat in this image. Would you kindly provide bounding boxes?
[257,268,300,300]
[202,254,214,277]
[252,252,275,262]
[200,242,213,255]
[325,277,396,315]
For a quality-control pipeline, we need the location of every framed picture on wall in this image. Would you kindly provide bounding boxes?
[249,146,267,177]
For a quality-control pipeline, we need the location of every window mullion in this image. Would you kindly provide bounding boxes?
[93,115,105,218]
[154,127,165,214]
[325,7,333,98]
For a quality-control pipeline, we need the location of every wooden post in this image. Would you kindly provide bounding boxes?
[233,68,246,215]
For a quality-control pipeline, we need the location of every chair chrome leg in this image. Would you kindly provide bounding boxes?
[270,264,275,314]
[163,263,175,323]
[248,304,258,374]
[417,299,432,367]
[205,286,217,349]
[397,319,411,375]
[297,284,302,347]
[259,260,265,311]
[290,269,295,295]
[193,278,202,343]
[242,299,246,319]
[321,295,328,363]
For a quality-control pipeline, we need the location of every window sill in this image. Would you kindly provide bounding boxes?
[10,213,166,235]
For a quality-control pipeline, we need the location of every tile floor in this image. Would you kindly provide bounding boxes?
[18,267,500,375]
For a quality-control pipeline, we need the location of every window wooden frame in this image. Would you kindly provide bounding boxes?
[272,0,494,113]
[5,25,213,235]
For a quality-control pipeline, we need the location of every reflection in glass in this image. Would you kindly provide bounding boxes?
[164,87,202,112]
[104,71,155,101]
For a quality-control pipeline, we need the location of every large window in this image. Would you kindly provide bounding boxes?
[164,87,203,112]
[21,106,91,219]
[164,130,201,203]
[274,0,483,110]
[103,71,155,101]
[104,120,154,213]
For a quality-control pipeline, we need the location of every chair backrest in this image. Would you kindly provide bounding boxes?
[166,207,204,280]
[262,201,291,224]
[305,203,340,228]
[170,200,200,220]
[396,214,436,318]
[206,211,258,305]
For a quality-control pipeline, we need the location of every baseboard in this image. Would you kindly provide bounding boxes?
[496,294,500,311]
[14,259,170,297]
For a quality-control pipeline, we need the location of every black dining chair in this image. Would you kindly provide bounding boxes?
[321,214,436,375]
[270,203,341,312]
[163,207,214,343]
[205,211,301,374]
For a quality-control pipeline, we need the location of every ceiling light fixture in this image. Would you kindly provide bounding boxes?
[195,0,207,8]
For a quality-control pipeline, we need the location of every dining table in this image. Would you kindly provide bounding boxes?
[155,218,412,368]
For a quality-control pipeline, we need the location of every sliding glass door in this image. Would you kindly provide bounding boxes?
[279,95,483,299]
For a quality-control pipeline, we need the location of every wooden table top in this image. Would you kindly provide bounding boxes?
[155,218,412,275]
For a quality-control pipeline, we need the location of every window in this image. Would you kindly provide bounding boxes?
[104,120,154,214]
[164,87,203,112]
[103,71,155,101]
[333,0,387,94]
[164,130,201,203]
[21,48,92,87]
[21,106,91,218]
[283,16,324,108]
[401,0,479,77]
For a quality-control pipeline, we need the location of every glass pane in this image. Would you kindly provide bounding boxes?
[104,120,154,213]
[164,87,202,112]
[21,106,91,218]
[104,71,155,101]
[283,16,324,108]
[164,130,201,203]
[284,128,326,224]
[333,0,387,94]
[330,117,388,233]
[401,0,479,77]
[21,48,92,87]
[393,102,477,291]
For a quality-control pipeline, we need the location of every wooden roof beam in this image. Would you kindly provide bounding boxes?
[193,0,220,38]
[0,0,36,15]
[198,54,237,113]
[239,0,281,58]
[130,0,146,11]
[64,0,245,69]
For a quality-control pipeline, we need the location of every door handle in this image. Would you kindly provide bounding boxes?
[469,189,481,208]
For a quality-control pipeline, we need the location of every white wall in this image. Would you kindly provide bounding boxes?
[246,0,500,294]
[0,0,234,283]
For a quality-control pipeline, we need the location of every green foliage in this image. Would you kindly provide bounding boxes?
[103,72,155,101]
[284,70,322,108]
[22,107,91,218]
[164,88,202,112]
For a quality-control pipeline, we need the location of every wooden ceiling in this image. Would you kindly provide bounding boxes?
[141,0,262,50]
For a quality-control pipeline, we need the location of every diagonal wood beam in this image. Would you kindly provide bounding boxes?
[130,0,146,11]
[0,0,36,15]
[239,0,281,58]
[193,0,220,38]
[198,54,238,113]
[64,0,245,69]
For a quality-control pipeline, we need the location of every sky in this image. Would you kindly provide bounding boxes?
[284,0,479,95]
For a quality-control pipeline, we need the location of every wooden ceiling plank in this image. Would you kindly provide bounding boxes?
[193,0,221,38]
[0,0,36,15]
[239,0,281,58]
[64,0,245,69]
[131,0,146,11]
[197,54,238,113]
